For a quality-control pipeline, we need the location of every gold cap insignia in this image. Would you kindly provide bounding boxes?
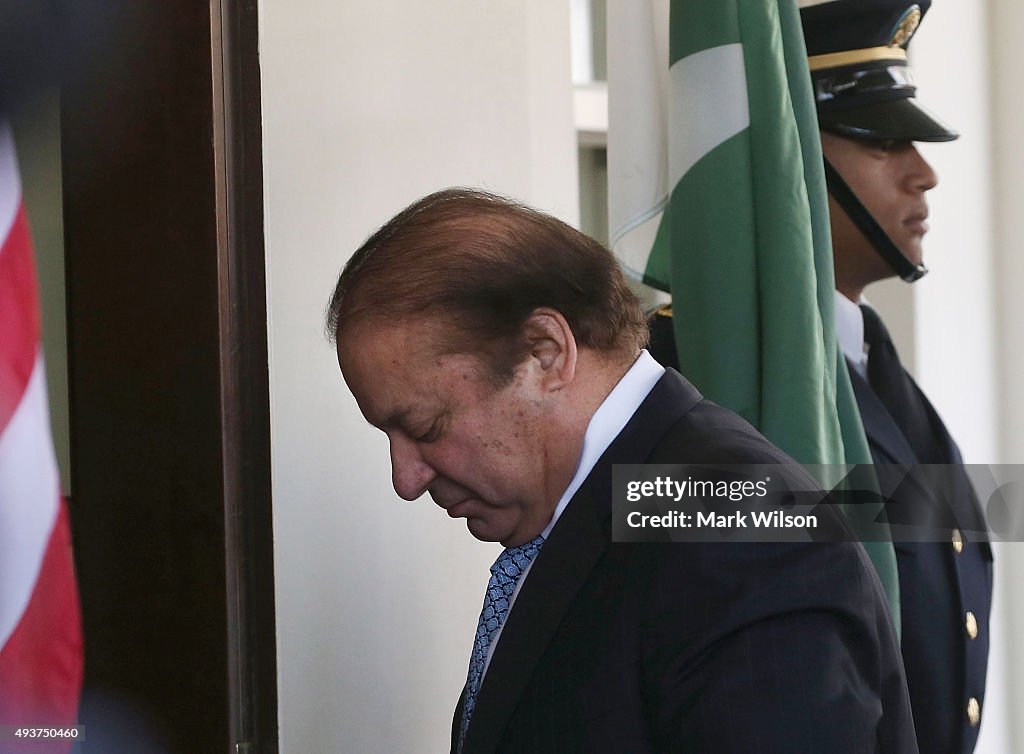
[889,6,922,48]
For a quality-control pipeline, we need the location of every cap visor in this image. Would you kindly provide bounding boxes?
[819,98,958,142]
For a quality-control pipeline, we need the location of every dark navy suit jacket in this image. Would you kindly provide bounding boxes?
[847,363,992,754]
[453,369,917,754]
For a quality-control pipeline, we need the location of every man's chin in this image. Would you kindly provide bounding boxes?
[465,514,521,546]
[465,515,501,542]
[901,249,924,269]
[468,518,549,549]
[894,237,924,269]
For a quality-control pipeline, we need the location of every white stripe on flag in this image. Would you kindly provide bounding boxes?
[0,123,21,250]
[0,353,61,649]
[668,44,750,191]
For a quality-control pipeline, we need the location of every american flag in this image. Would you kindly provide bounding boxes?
[0,119,82,743]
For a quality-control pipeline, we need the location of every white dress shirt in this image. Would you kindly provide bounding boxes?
[834,290,869,378]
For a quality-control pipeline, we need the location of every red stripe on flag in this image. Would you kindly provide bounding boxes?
[0,500,83,748]
[0,205,40,432]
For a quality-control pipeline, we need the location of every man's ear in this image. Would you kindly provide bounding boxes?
[520,308,577,391]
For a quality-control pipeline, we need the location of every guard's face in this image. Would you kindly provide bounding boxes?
[338,318,552,547]
[822,132,938,287]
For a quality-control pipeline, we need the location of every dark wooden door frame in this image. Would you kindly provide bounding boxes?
[61,0,276,750]
[211,0,278,751]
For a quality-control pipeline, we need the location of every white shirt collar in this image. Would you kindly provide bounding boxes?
[833,290,868,378]
[541,349,665,538]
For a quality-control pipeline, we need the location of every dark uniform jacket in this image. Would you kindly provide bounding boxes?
[453,368,917,753]
[848,363,992,754]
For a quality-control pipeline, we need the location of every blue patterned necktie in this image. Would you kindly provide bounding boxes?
[458,535,545,752]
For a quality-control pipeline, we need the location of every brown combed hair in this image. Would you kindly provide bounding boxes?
[326,188,648,383]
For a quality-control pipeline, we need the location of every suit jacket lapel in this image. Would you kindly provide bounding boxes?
[845,360,970,540]
[461,370,703,754]
[847,360,993,559]
[847,361,917,465]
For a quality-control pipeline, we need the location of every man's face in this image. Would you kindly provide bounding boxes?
[337,318,554,547]
[821,131,938,292]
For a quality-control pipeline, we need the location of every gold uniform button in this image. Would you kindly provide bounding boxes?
[952,529,964,554]
[967,697,981,727]
[965,611,979,640]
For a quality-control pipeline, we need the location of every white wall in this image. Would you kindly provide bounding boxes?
[911,0,998,465]
[258,2,577,751]
[991,0,1024,467]
[988,0,1024,750]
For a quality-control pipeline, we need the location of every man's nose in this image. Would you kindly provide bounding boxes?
[908,145,938,192]
[388,433,436,501]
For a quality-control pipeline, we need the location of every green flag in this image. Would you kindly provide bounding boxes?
[608,0,899,624]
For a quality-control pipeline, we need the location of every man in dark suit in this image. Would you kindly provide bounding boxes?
[328,188,917,752]
[650,2,991,751]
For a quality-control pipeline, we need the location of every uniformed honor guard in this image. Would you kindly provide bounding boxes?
[649,2,992,752]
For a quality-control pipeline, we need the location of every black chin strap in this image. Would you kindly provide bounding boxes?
[822,158,927,283]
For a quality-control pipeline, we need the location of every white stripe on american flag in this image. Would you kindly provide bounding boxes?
[0,352,61,649]
[0,123,21,247]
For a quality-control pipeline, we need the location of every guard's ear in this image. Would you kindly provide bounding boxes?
[520,308,577,391]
